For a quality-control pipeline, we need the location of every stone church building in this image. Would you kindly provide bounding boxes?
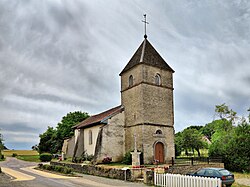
[62,36,175,164]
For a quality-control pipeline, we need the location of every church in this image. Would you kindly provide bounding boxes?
[62,34,175,164]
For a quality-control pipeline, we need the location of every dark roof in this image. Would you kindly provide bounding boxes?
[120,38,174,75]
[73,105,124,129]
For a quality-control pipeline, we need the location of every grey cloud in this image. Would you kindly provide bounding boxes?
[0,122,38,133]
[0,0,250,149]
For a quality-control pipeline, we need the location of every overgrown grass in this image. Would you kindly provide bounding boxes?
[16,155,40,162]
[3,150,39,157]
[231,172,250,187]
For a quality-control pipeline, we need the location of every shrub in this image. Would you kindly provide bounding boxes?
[12,153,18,157]
[122,151,132,165]
[102,156,112,164]
[55,165,64,173]
[43,164,53,170]
[41,164,72,174]
[86,154,94,161]
[62,167,73,174]
[39,153,53,162]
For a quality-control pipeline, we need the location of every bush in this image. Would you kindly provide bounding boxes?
[55,165,63,173]
[86,154,94,161]
[43,164,53,170]
[39,153,53,162]
[102,156,112,164]
[122,151,132,165]
[62,167,73,174]
[41,164,72,174]
[12,153,18,157]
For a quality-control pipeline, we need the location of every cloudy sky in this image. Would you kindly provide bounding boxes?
[0,0,250,150]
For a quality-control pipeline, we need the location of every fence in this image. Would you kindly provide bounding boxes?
[154,173,221,187]
[172,157,223,166]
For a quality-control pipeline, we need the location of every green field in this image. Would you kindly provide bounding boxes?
[2,150,40,162]
[2,150,39,157]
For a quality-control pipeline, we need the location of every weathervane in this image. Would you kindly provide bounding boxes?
[142,14,149,38]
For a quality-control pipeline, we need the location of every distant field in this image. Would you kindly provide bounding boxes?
[3,150,39,156]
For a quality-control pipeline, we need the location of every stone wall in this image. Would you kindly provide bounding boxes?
[50,162,131,180]
[95,111,124,163]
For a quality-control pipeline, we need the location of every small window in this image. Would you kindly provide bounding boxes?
[156,130,162,134]
[129,75,133,87]
[89,130,92,145]
[155,74,161,85]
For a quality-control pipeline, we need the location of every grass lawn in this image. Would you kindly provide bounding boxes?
[16,155,40,162]
[232,172,250,187]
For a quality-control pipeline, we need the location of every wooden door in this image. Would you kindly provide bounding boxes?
[155,142,164,163]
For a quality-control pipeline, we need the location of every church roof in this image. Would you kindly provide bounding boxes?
[74,105,124,129]
[120,38,174,75]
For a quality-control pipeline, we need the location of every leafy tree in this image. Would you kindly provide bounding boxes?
[31,144,38,151]
[38,126,57,154]
[200,120,224,140]
[54,111,89,152]
[224,121,250,172]
[215,103,237,124]
[174,132,183,156]
[209,104,250,172]
[186,125,203,131]
[0,131,4,159]
[181,128,207,157]
[209,105,234,157]
[38,111,89,154]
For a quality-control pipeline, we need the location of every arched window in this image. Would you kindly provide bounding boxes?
[155,74,161,85]
[129,75,133,87]
[89,130,92,145]
[156,129,162,135]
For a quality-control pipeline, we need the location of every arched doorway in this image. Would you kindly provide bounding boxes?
[155,142,164,163]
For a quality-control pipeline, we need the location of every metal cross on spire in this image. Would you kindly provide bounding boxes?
[142,14,149,38]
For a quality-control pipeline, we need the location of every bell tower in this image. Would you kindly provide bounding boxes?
[120,36,175,164]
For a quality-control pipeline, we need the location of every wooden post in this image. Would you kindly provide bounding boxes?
[191,157,194,166]
[171,157,174,166]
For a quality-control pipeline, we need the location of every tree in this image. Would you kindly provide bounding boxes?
[38,126,57,153]
[38,111,89,154]
[31,144,38,151]
[0,131,4,159]
[224,121,250,172]
[181,128,207,157]
[209,105,235,157]
[200,120,223,140]
[209,104,250,172]
[54,111,89,152]
[174,132,183,156]
[215,103,237,124]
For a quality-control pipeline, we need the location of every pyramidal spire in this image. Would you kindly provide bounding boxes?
[120,39,174,75]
